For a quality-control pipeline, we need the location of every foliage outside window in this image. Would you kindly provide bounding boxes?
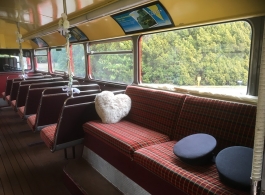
[140,21,252,95]
[51,47,67,73]
[72,44,85,77]
[35,49,48,71]
[89,40,133,84]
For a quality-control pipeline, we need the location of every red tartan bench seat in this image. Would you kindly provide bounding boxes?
[83,120,170,158]
[83,86,186,158]
[17,106,25,118]
[134,141,249,195]
[82,86,256,195]
[10,100,16,110]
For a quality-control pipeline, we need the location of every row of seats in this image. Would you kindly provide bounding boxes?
[1,73,125,158]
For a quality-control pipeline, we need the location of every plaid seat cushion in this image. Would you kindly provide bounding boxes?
[40,124,57,149]
[134,141,249,195]
[1,92,5,99]
[174,95,256,152]
[11,100,16,109]
[83,120,170,157]
[5,95,10,102]
[27,114,36,131]
[17,106,25,118]
[125,86,186,137]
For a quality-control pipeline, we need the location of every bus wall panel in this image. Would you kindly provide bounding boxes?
[77,16,125,41]
[161,0,265,28]
[41,32,66,47]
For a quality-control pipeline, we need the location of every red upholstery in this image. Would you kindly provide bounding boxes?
[83,120,170,157]
[174,95,256,152]
[82,87,256,195]
[125,86,186,137]
[5,95,10,102]
[27,114,36,131]
[134,141,249,195]
[17,106,25,118]
[1,92,5,99]
[11,100,16,109]
[40,124,56,149]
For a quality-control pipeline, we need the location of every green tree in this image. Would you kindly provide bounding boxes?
[141,21,251,86]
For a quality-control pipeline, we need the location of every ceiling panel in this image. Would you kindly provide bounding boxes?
[0,0,119,32]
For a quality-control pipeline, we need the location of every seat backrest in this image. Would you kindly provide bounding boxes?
[74,89,101,96]
[2,74,44,97]
[64,90,124,106]
[23,83,94,116]
[173,95,257,152]
[22,81,73,114]
[64,94,98,106]
[42,84,99,95]
[16,84,31,108]
[4,79,13,97]
[35,93,70,130]
[13,76,45,81]
[10,77,64,101]
[125,86,186,137]
[29,80,75,89]
[26,73,43,76]
[72,84,100,91]
[54,102,98,149]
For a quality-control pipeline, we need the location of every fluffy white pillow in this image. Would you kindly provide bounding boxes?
[95,91,131,124]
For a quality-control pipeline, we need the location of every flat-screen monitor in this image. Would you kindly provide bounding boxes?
[112,2,174,34]
[31,37,49,47]
[68,27,88,43]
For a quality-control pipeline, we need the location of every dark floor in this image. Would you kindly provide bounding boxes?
[0,106,83,195]
[0,99,8,107]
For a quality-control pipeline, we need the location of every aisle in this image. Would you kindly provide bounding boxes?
[0,107,78,195]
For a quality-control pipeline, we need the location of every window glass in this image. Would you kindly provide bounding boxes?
[140,21,252,95]
[89,40,133,84]
[72,44,85,77]
[51,48,67,72]
[0,49,31,72]
[36,56,48,71]
[35,49,47,55]
[35,49,48,71]
[89,40,132,52]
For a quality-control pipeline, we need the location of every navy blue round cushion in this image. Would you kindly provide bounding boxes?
[173,133,217,165]
[216,146,253,190]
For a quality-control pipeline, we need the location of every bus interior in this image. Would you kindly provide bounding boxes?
[0,0,264,194]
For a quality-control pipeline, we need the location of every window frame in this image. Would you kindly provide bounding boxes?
[71,42,87,78]
[34,48,49,72]
[87,38,134,84]
[138,19,255,96]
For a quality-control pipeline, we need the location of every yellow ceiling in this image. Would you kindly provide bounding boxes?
[0,0,264,49]
[0,0,118,30]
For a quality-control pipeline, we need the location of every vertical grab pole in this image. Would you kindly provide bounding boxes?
[16,22,25,79]
[251,18,265,195]
[59,0,73,97]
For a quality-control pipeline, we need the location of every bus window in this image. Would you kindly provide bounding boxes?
[35,49,48,71]
[72,44,85,77]
[139,21,252,96]
[51,47,67,73]
[89,39,133,84]
[0,50,31,72]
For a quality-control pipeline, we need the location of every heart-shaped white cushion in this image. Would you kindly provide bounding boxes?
[95,91,131,124]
